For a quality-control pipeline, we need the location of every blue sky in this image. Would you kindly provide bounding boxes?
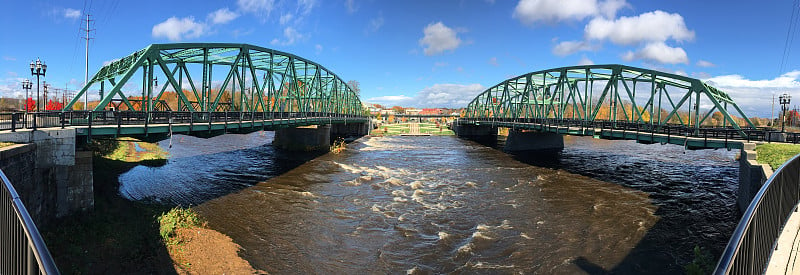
[1,0,799,117]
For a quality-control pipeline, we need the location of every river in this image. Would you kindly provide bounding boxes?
[119,132,739,274]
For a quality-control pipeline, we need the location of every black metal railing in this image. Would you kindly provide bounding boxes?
[715,153,800,274]
[0,111,368,133]
[1,168,59,274]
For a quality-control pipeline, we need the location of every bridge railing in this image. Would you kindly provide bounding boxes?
[456,117,786,143]
[715,153,800,274]
[0,111,367,132]
[1,168,59,274]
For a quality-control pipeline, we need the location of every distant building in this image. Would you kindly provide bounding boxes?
[420,108,442,115]
[405,108,422,115]
[380,109,396,115]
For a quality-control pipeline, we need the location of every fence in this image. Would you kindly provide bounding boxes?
[715,153,800,274]
[0,168,58,274]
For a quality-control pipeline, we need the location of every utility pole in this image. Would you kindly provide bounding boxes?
[81,13,94,110]
[771,93,776,127]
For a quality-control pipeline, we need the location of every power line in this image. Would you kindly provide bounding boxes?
[780,0,800,75]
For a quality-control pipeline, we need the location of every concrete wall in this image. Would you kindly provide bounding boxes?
[504,130,564,152]
[273,125,332,151]
[738,143,772,212]
[0,129,93,226]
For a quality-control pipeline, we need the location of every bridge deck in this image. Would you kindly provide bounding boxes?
[71,116,368,137]
[461,120,748,149]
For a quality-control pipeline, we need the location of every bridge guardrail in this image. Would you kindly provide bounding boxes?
[715,153,800,274]
[1,168,59,274]
[0,111,368,134]
[456,117,786,144]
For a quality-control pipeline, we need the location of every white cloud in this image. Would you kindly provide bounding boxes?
[279,13,294,25]
[345,0,357,13]
[3,56,16,61]
[315,44,323,54]
[419,22,463,56]
[209,8,239,24]
[578,55,595,65]
[297,0,317,14]
[584,10,694,45]
[488,57,499,66]
[102,58,120,66]
[237,0,275,15]
[696,60,715,67]
[270,26,304,46]
[552,40,598,56]
[704,71,800,117]
[513,0,627,25]
[366,14,384,34]
[152,16,207,41]
[64,8,81,19]
[367,84,485,108]
[598,0,628,19]
[621,42,688,64]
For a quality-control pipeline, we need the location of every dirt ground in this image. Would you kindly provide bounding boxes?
[170,227,267,274]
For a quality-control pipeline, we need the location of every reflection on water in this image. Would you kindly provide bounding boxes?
[119,133,738,273]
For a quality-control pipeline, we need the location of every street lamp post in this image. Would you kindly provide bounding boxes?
[29,58,47,112]
[780,93,791,132]
[21,79,32,112]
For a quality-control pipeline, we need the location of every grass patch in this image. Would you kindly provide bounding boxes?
[158,207,205,243]
[756,143,800,170]
[89,137,169,163]
[372,123,454,136]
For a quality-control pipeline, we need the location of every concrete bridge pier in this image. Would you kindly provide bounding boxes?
[330,122,371,138]
[504,130,564,153]
[453,124,498,143]
[273,125,332,151]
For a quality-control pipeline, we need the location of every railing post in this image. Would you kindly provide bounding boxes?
[11,112,16,132]
[87,111,93,141]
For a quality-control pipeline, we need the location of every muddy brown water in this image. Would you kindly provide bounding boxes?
[119,133,738,273]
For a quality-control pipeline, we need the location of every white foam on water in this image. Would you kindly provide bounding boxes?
[438,231,451,240]
[465,181,477,188]
[335,161,364,174]
[406,266,421,275]
[410,181,424,189]
[520,233,533,239]
[393,197,409,203]
[385,177,405,186]
[392,190,408,197]
[298,191,317,198]
[468,262,516,269]
[412,189,430,203]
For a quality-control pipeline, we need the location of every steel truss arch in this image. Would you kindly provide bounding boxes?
[65,43,363,116]
[464,64,756,137]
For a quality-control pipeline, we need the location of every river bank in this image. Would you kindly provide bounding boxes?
[42,137,260,273]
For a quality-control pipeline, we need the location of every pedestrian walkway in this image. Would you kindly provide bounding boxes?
[766,203,800,274]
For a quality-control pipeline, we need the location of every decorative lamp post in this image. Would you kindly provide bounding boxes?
[29,58,47,112]
[21,79,32,112]
[780,93,791,132]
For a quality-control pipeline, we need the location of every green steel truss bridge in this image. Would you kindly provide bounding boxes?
[457,64,784,149]
[8,43,368,138]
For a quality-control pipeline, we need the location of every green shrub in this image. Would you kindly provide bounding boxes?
[157,207,203,241]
